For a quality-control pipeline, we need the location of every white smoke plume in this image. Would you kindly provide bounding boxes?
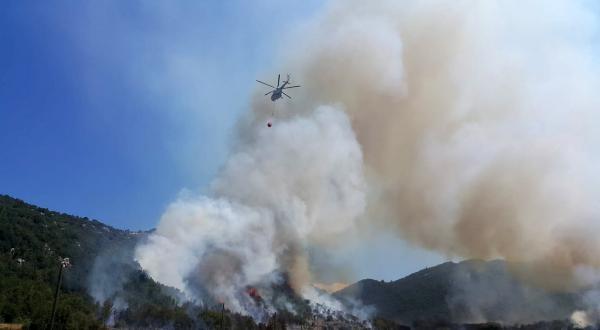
[137,0,600,318]
[136,107,366,315]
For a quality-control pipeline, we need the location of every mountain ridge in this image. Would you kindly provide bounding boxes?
[334,259,582,325]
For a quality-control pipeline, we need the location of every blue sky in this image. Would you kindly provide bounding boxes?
[0,1,324,230]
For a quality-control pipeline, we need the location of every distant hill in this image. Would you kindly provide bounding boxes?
[334,259,582,325]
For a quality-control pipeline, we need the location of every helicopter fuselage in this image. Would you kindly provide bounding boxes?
[270,81,289,101]
[270,89,282,101]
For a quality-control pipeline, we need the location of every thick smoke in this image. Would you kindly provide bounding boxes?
[137,0,600,318]
[269,0,600,288]
[136,107,366,315]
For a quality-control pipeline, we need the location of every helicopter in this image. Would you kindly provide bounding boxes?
[256,74,300,102]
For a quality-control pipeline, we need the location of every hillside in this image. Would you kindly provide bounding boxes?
[0,194,145,289]
[334,259,583,325]
[0,195,203,329]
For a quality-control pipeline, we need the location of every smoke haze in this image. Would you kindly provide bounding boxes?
[136,0,600,318]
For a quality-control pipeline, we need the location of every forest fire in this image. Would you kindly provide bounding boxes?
[245,286,263,303]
